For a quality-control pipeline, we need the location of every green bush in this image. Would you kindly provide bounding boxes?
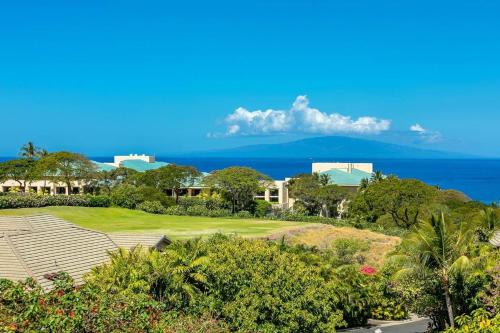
[137,201,167,214]
[86,195,111,207]
[0,194,111,209]
[254,200,272,217]
[235,210,252,218]
[138,186,175,208]
[165,205,188,216]
[0,274,228,332]
[110,184,143,209]
[186,205,211,216]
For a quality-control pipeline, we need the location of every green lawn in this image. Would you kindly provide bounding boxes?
[0,207,305,239]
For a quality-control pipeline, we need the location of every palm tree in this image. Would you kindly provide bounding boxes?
[19,142,38,159]
[370,170,384,183]
[150,238,209,307]
[19,142,47,159]
[479,207,499,231]
[391,213,475,328]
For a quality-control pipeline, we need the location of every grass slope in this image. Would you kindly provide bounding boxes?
[0,206,304,239]
[287,224,400,267]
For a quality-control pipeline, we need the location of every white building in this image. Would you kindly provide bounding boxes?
[0,155,373,207]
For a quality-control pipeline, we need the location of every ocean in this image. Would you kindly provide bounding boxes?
[150,157,500,204]
[2,156,499,204]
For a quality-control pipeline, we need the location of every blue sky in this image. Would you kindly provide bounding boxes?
[1,0,499,156]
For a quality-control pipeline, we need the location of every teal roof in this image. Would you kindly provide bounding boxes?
[120,159,169,172]
[320,168,372,186]
[92,161,117,172]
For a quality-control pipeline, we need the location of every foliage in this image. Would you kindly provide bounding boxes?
[138,186,175,208]
[110,184,143,209]
[142,164,201,203]
[203,167,271,213]
[137,200,167,214]
[288,173,348,217]
[0,158,38,191]
[38,152,97,193]
[329,238,370,266]
[81,235,387,332]
[389,213,492,329]
[254,199,272,217]
[0,274,228,333]
[350,177,438,228]
[0,193,110,209]
[446,309,500,333]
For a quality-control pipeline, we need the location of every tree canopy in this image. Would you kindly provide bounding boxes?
[203,167,270,213]
[38,152,97,194]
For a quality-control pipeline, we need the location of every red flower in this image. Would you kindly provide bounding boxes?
[38,298,46,306]
[69,310,75,318]
[56,289,64,297]
[360,265,376,275]
[55,308,64,316]
[8,323,17,331]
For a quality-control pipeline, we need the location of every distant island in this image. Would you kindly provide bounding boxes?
[189,136,470,159]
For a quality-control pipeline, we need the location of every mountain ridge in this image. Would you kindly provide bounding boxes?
[184,136,470,159]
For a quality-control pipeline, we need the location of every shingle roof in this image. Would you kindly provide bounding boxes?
[319,168,372,186]
[0,214,169,290]
[109,234,170,250]
[490,231,500,247]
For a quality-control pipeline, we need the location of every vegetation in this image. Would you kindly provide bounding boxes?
[288,173,348,217]
[38,151,97,194]
[0,206,305,239]
[203,167,271,213]
[1,142,499,331]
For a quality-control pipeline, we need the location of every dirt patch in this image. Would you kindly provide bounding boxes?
[268,224,401,267]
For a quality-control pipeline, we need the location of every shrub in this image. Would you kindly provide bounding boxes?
[138,186,175,208]
[0,274,228,332]
[235,210,252,219]
[110,184,143,209]
[137,201,167,214]
[254,200,272,217]
[0,194,111,209]
[165,205,187,216]
[186,205,211,216]
[207,209,232,217]
[86,195,111,207]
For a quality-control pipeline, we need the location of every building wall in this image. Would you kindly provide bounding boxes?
[311,162,373,174]
[113,154,155,166]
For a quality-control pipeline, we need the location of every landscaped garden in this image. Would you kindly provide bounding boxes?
[0,206,305,239]
[1,144,499,332]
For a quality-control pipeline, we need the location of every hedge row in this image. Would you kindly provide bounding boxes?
[0,194,111,209]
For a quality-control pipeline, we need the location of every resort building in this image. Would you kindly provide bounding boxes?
[0,214,170,290]
[0,154,373,208]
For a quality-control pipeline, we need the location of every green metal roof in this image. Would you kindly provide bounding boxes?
[92,161,117,172]
[319,168,372,186]
[120,159,169,172]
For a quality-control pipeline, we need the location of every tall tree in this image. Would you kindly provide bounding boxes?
[391,213,476,328]
[204,167,270,213]
[19,141,45,159]
[0,159,37,192]
[351,177,438,228]
[143,164,201,203]
[38,152,96,195]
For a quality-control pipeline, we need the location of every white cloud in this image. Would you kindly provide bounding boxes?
[410,123,442,143]
[222,95,391,136]
[410,123,426,133]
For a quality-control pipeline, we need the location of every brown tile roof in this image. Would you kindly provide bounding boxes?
[490,231,500,247]
[0,214,169,290]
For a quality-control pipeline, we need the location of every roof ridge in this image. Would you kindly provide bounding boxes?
[3,234,35,280]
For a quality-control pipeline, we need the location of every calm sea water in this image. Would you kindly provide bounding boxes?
[2,156,499,203]
[152,157,500,204]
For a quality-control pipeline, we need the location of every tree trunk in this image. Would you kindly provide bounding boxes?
[175,190,179,204]
[443,275,455,328]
